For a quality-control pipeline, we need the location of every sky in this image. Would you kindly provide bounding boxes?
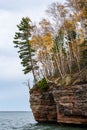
[0,0,65,111]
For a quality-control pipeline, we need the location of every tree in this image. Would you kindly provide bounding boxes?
[13,17,38,82]
[13,1,87,85]
[30,31,54,78]
[66,0,87,70]
[46,2,67,35]
[30,19,54,79]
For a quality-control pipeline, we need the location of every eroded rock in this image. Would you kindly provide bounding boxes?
[30,83,87,124]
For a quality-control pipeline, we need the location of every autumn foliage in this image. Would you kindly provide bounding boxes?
[14,0,87,83]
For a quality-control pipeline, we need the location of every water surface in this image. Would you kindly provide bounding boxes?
[0,111,86,130]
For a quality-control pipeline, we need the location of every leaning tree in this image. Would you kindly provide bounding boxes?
[13,17,38,82]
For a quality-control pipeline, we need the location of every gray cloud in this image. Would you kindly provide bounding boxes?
[0,0,53,11]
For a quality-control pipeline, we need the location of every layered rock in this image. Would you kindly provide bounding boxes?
[53,84,87,124]
[30,83,87,124]
[30,86,57,122]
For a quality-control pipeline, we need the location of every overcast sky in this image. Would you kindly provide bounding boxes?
[0,0,65,111]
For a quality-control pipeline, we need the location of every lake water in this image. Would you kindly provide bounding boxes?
[0,111,86,130]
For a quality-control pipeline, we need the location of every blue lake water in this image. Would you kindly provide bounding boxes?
[0,111,86,130]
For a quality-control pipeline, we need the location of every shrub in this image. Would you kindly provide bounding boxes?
[38,77,48,90]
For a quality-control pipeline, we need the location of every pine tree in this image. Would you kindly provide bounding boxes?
[13,17,38,82]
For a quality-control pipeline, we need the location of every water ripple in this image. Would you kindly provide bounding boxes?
[0,112,87,130]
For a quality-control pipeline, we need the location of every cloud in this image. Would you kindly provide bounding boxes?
[0,84,29,101]
[0,10,27,81]
[0,0,57,11]
[0,56,23,80]
[0,84,30,111]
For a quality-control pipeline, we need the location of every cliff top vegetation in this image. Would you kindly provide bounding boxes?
[13,0,87,87]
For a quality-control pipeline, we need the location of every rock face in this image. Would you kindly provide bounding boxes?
[30,83,87,124]
[30,86,57,122]
[53,84,87,124]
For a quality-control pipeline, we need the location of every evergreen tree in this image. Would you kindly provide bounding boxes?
[13,17,38,82]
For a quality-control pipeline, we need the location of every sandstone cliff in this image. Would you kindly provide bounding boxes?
[30,70,87,124]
